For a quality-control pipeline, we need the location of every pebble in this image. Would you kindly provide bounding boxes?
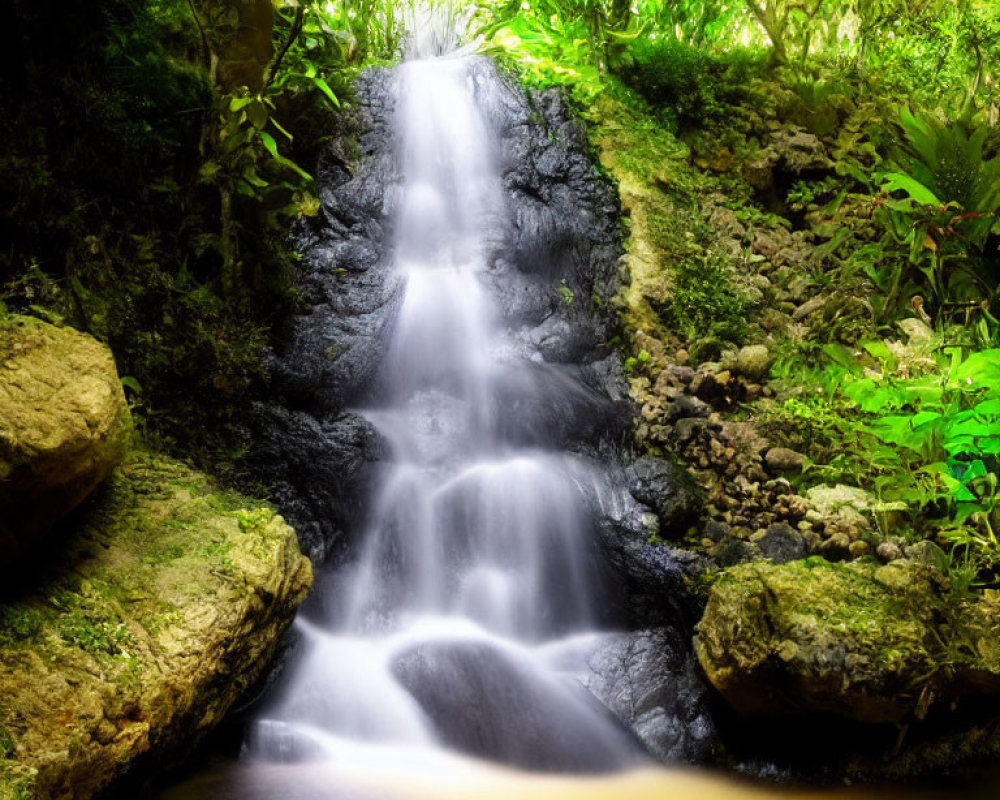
[849,540,871,558]
[765,447,806,473]
[876,541,903,563]
[735,344,772,379]
[819,532,852,561]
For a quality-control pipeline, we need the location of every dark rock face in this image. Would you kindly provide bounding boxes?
[582,629,720,765]
[627,456,705,537]
[246,60,635,560]
[242,406,384,563]
[270,67,402,415]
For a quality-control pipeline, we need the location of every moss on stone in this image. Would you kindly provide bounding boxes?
[0,452,312,800]
[0,315,133,565]
[695,559,1000,728]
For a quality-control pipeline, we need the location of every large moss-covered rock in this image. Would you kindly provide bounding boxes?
[0,454,312,800]
[694,559,1000,725]
[0,316,132,566]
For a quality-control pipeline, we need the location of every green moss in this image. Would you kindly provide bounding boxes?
[0,451,311,798]
[697,558,1000,724]
[0,729,15,760]
[0,762,36,800]
[0,605,46,647]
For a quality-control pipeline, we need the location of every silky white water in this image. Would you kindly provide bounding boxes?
[245,42,640,773]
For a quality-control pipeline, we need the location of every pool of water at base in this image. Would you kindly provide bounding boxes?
[157,747,996,800]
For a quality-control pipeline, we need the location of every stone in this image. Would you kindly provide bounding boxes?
[0,454,312,800]
[580,629,720,764]
[792,296,827,321]
[764,447,805,473]
[757,523,808,563]
[241,407,385,563]
[849,540,871,558]
[694,559,1000,725]
[819,531,852,561]
[877,541,904,563]
[0,317,132,567]
[627,456,704,537]
[704,520,729,543]
[734,345,771,379]
[712,538,759,567]
[905,539,948,567]
[391,639,641,772]
[805,484,873,517]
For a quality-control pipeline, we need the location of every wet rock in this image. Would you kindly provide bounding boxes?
[593,490,709,629]
[0,317,132,567]
[734,345,771,379]
[757,523,807,563]
[490,362,631,453]
[252,59,629,564]
[627,456,704,537]
[392,639,642,772]
[582,629,720,764]
[695,559,1000,724]
[241,407,384,563]
[764,447,805,474]
[0,454,311,800]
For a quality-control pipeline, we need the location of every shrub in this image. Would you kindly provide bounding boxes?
[620,36,765,131]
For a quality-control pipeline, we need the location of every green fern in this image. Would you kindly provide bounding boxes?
[891,107,1000,245]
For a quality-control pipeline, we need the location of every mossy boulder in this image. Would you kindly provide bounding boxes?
[0,316,132,566]
[694,559,1000,725]
[0,453,312,800]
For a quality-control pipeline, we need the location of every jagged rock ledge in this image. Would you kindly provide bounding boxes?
[0,454,312,800]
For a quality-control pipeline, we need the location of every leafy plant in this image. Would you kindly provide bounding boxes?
[870,108,1000,319]
[666,253,750,345]
[818,342,1000,572]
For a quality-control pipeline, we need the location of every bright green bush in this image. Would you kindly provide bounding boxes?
[619,36,765,131]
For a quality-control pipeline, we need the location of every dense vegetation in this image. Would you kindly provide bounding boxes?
[467,0,1000,592]
[3,0,999,589]
[0,0,389,464]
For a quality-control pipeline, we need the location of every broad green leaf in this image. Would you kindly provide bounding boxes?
[880,171,942,206]
[248,99,269,130]
[259,131,279,159]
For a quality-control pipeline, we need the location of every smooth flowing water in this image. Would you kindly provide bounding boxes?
[242,42,640,775]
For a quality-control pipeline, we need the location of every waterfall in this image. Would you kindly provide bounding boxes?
[243,31,643,781]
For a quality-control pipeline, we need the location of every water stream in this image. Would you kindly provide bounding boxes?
[241,37,642,776]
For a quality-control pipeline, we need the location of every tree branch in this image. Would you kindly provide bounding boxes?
[264,5,305,90]
[185,0,213,72]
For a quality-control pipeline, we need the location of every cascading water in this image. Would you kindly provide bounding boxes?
[242,23,644,779]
